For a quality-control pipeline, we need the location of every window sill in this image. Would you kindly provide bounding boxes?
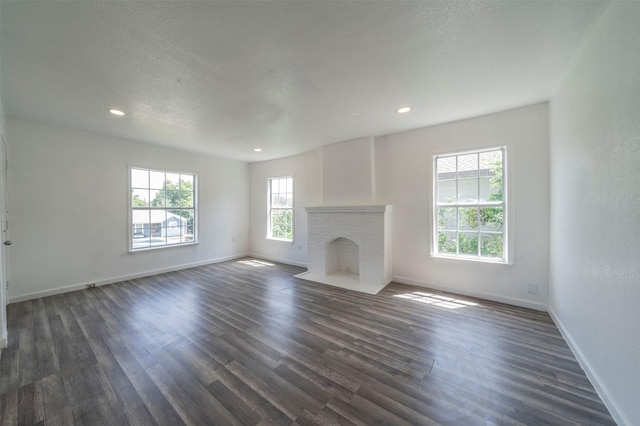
[267,237,294,243]
[129,241,199,253]
[431,253,510,266]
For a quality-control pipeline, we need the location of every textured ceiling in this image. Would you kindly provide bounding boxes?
[1,1,609,162]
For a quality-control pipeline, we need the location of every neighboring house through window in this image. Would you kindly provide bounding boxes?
[268,176,293,241]
[130,167,197,251]
[434,148,506,262]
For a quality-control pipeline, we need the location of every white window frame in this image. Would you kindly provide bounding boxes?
[432,147,508,263]
[267,176,294,242]
[129,166,198,252]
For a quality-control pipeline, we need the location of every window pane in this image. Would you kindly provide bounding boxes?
[480,207,503,232]
[179,191,194,208]
[459,233,478,256]
[149,236,168,247]
[132,210,150,249]
[458,207,478,231]
[149,171,165,189]
[478,177,493,203]
[437,157,456,178]
[480,150,503,201]
[166,173,180,187]
[132,189,149,207]
[458,178,478,204]
[457,154,478,177]
[149,189,164,207]
[183,210,195,236]
[438,232,457,254]
[131,169,149,188]
[480,150,502,169]
[481,233,503,258]
[437,180,456,204]
[437,207,456,230]
[286,177,292,194]
[132,209,151,226]
[479,173,502,202]
[167,190,181,207]
[271,210,281,238]
[180,174,194,191]
[132,237,149,250]
[150,211,166,229]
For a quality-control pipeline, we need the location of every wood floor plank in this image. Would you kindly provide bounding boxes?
[18,328,38,388]
[207,380,262,425]
[145,360,241,426]
[0,387,18,426]
[213,364,291,425]
[103,336,185,426]
[0,258,616,425]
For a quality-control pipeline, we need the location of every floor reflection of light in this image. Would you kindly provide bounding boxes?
[393,291,479,310]
[133,288,200,335]
[237,259,275,267]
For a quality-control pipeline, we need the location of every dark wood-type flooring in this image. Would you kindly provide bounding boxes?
[0,258,615,425]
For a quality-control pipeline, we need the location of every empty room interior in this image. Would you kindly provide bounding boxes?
[0,1,638,425]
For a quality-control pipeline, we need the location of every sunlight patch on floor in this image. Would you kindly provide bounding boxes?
[237,259,275,267]
[393,291,479,309]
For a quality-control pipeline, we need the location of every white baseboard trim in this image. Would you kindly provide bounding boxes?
[548,306,627,426]
[247,252,308,268]
[8,253,250,304]
[392,275,548,312]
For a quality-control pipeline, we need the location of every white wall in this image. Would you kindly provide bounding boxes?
[7,118,250,302]
[549,3,640,425]
[378,103,550,310]
[322,137,375,205]
[249,149,322,266]
[250,104,550,310]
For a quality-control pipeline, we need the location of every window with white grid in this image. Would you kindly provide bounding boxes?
[130,167,197,251]
[268,176,293,241]
[434,148,506,262]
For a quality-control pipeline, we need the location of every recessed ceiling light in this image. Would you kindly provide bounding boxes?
[109,108,125,116]
[254,148,262,152]
[397,107,411,114]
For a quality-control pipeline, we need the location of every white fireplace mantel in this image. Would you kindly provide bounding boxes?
[295,205,392,295]
[304,205,389,214]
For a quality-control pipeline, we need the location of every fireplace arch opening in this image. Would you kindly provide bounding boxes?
[326,237,359,278]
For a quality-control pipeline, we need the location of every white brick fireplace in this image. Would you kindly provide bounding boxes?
[296,205,392,294]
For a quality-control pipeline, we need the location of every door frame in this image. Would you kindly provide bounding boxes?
[0,135,8,348]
